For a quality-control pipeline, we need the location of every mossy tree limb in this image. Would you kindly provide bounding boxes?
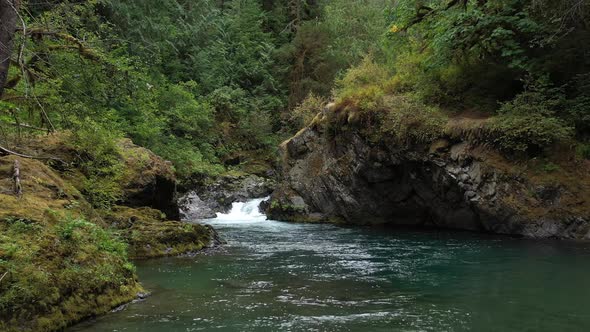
[0,144,65,164]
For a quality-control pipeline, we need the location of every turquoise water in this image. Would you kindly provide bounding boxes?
[70,203,590,331]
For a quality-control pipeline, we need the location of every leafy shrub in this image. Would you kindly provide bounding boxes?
[576,143,590,160]
[490,79,573,153]
[350,86,386,112]
[70,120,125,209]
[157,82,214,139]
[333,56,391,118]
[491,114,573,153]
[4,217,41,234]
[542,162,560,173]
[151,138,224,178]
[380,95,447,144]
[565,73,590,135]
[58,218,95,241]
[336,55,391,95]
[291,93,327,128]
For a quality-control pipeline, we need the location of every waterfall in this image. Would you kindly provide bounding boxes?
[212,197,268,222]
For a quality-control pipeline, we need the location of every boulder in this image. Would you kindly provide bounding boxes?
[118,139,180,220]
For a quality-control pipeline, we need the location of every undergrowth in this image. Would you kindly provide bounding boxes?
[0,213,140,332]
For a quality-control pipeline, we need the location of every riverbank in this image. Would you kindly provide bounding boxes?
[0,133,212,332]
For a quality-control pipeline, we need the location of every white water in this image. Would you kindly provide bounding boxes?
[212,197,269,222]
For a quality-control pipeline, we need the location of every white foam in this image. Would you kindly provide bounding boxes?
[211,197,269,223]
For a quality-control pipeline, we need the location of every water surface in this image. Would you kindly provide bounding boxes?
[71,199,590,331]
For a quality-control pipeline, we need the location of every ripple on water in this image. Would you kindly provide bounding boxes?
[68,201,590,332]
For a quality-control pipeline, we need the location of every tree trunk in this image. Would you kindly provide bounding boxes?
[0,0,21,98]
[289,0,302,31]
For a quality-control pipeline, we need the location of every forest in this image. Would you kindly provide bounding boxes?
[1,0,589,195]
[0,0,589,331]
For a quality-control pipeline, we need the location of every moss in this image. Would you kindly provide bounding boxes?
[0,134,211,331]
[0,156,87,221]
[118,138,176,192]
[105,206,211,259]
[468,146,590,220]
[0,213,142,332]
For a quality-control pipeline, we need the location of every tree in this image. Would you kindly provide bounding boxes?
[0,0,20,97]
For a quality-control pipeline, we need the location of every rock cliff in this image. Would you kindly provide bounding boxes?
[268,120,590,239]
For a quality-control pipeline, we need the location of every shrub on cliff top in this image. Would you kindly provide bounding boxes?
[380,95,447,144]
[324,56,449,145]
[491,114,573,153]
[291,93,327,128]
[489,79,574,153]
[334,56,391,113]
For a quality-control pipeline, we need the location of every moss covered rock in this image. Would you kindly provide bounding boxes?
[0,157,142,332]
[0,133,213,331]
[106,206,212,259]
[118,139,180,220]
[22,133,181,220]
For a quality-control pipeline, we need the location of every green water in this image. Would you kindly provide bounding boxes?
[70,212,590,331]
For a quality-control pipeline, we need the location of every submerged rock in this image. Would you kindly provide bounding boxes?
[268,125,590,239]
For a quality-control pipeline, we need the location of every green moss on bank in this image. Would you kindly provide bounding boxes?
[0,212,142,332]
[0,136,212,331]
[106,206,211,259]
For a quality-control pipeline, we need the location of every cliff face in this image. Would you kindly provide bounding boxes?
[268,124,590,239]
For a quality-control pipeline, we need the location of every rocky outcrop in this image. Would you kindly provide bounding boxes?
[118,139,180,220]
[105,206,213,259]
[15,133,182,220]
[179,174,275,220]
[268,124,590,239]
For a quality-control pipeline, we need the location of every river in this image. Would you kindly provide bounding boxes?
[70,198,590,331]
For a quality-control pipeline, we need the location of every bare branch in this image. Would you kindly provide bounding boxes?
[0,144,65,164]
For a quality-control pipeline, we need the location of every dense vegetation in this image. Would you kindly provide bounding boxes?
[0,0,588,330]
[2,1,587,182]
[0,0,395,190]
